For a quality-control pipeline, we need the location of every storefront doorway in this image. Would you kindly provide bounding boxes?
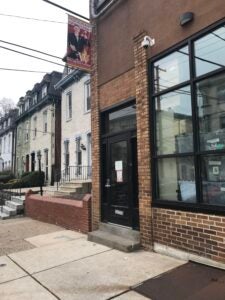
[101,102,139,229]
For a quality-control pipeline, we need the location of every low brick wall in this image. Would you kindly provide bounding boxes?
[25,191,92,233]
[153,208,225,264]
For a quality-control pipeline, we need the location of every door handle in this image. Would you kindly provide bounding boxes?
[105,178,111,188]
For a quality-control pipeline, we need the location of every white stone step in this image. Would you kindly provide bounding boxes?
[11,196,25,204]
[5,201,24,211]
[69,179,92,184]
[59,187,80,193]
[0,210,10,220]
[54,191,75,197]
[60,183,83,189]
[2,206,17,216]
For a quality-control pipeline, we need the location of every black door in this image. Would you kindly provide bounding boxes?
[31,153,35,172]
[102,131,139,229]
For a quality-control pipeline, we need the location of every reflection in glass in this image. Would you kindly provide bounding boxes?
[195,25,225,76]
[153,46,189,92]
[157,157,196,202]
[202,155,225,205]
[107,105,136,134]
[156,86,193,155]
[197,73,225,151]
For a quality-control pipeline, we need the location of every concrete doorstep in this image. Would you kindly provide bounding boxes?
[0,229,185,300]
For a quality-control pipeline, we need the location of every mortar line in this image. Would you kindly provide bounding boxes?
[7,255,61,300]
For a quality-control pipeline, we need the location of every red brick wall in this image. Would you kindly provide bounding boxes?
[25,192,92,233]
[99,69,135,110]
[134,32,153,249]
[153,208,225,264]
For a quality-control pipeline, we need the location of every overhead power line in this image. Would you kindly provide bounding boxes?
[0,45,67,68]
[0,12,66,24]
[42,0,90,21]
[0,39,62,60]
[0,67,47,73]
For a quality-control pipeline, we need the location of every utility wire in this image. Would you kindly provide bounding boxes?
[42,0,90,21]
[0,12,66,24]
[0,45,67,68]
[0,67,47,73]
[0,40,62,60]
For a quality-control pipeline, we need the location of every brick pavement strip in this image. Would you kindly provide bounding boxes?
[0,217,63,256]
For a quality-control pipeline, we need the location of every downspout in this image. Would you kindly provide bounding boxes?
[90,0,120,18]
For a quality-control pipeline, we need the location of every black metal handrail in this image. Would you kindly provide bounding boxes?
[54,165,92,190]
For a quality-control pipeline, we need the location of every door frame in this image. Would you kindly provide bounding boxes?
[101,128,139,229]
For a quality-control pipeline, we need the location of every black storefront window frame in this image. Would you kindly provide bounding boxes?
[150,18,225,215]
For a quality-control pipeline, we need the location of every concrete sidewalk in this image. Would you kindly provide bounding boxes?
[0,228,185,299]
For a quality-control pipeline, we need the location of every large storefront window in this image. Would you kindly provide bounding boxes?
[152,22,225,211]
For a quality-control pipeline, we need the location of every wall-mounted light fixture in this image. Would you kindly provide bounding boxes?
[180,12,194,26]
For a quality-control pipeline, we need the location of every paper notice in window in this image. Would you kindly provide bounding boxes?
[116,170,123,182]
[115,161,123,171]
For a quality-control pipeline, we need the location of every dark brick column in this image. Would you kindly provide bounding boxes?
[133,32,154,249]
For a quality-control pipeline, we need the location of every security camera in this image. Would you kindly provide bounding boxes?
[141,36,155,49]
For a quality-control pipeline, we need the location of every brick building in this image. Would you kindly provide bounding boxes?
[89,0,225,264]
[15,71,62,184]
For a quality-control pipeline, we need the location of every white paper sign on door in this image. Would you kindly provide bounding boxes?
[115,160,123,171]
[116,170,123,182]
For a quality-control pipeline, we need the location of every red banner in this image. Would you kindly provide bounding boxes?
[66,15,91,72]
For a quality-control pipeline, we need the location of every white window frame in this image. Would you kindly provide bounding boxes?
[3,136,6,153]
[66,91,72,120]
[25,100,29,111]
[8,133,11,153]
[84,80,91,113]
[43,110,47,134]
[25,122,29,142]
[42,85,47,98]
[33,116,37,139]
[33,93,38,104]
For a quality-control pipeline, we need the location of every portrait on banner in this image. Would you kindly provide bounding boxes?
[66,15,91,71]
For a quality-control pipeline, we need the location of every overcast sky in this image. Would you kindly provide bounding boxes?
[0,0,89,105]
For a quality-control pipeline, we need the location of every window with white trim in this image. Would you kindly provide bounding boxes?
[66,91,72,120]
[42,85,47,98]
[84,80,91,112]
[25,122,29,142]
[33,116,37,138]
[43,111,47,134]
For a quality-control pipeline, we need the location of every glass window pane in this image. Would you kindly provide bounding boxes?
[157,157,196,203]
[197,73,225,151]
[153,46,189,92]
[202,155,225,206]
[156,86,193,155]
[195,25,225,77]
[106,105,136,134]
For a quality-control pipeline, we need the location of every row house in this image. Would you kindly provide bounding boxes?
[15,71,62,184]
[55,68,91,185]
[0,109,17,172]
[89,0,225,264]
